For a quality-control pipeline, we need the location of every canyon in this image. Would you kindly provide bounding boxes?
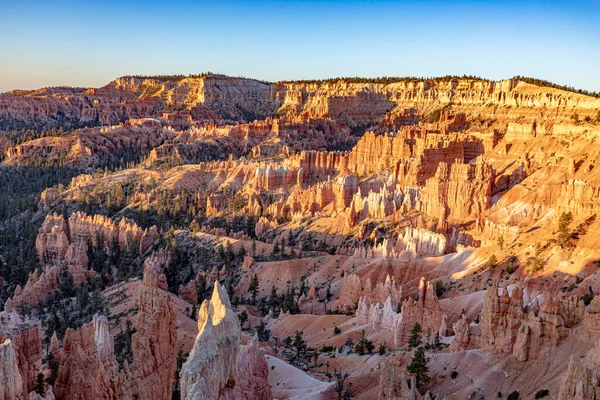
[1,73,600,399]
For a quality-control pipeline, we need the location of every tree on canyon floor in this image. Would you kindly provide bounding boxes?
[333,369,353,400]
[407,347,430,389]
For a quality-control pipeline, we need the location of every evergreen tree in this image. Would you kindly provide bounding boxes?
[269,285,278,308]
[408,322,422,348]
[407,347,430,388]
[558,212,573,247]
[36,372,45,395]
[238,310,248,329]
[293,331,307,362]
[249,274,259,304]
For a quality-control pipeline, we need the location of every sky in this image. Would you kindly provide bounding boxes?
[1,0,599,93]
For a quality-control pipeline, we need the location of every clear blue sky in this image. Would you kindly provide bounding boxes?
[1,0,599,93]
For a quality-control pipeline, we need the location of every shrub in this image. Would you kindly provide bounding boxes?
[506,255,519,274]
[582,291,594,306]
[333,326,341,335]
[535,389,549,399]
[507,391,520,400]
[450,370,458,379]
[434,280,445,297]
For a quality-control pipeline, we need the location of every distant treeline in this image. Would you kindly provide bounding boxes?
[279,75,490,85]
[5,86,87,96]
[280,74,600,98]
[120,72,273,85]
[513,76,600,98]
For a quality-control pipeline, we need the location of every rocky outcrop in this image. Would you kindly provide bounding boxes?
[35,211,157,269]
[179,280,199,304]
[394,278,445,348]
[35,214,70,263]
[241,254,256,272]
[52,257,177,400]
[180,281,242,400]
[558,341,600,400]
[225,335,273,400]
[0,339,24,400]
[68,212,157,255]
[117,255,178,400]
[449,312,470,352]
[395,227,447,258]
[0,314,44,399]
[480,286,577,361]
[583,295,600,340]
[420,161,493,227]
[338,274,401,312]
[357,296,400,332]
[53,315,116,400]
[378,359,428,400]
[4,264,96,313]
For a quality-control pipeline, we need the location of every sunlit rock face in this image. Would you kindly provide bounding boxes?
[180,282,242,400]
[180,282,272,400]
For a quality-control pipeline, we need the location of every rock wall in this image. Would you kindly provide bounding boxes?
[395,227,447,257]
[36,212,158,265]
[420,161,493,227]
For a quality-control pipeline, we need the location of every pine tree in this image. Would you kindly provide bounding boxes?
[558,212,573,247]
[408,322,422,348]
[249,274,259,304]
[269,285,278,308]
[293,331,306,362]
[35,372,45,395]
[407,347,430,388]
